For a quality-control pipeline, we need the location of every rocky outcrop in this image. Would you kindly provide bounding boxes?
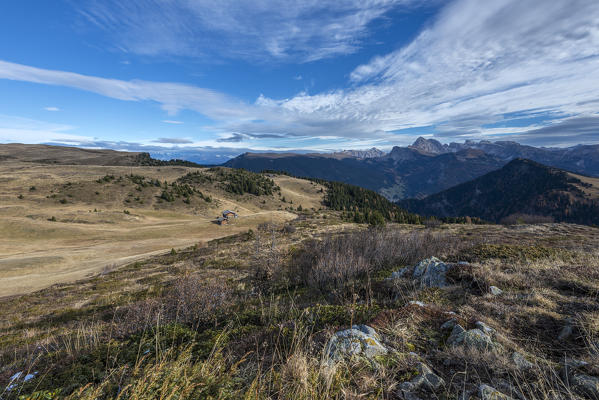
[413,257,452,288]
[325,325,387,362]
[446,323,501,352]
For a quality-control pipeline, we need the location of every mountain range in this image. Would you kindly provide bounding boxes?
[401,158,599,225]
[224,138,599,200]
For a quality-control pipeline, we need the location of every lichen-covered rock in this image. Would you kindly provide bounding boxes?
[512,352,534,371]
[325,324,387,362]
[462,329,496,351]
[571,373,599,400]
[400,362,445,392]
[447,325,500,352]
[412,257,451,288]
[479,384,515,400]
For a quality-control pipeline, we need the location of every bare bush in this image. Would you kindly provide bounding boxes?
[289,228,459,293]
[164,274,235,329]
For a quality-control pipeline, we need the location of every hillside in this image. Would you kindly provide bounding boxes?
[225,148,505,200]
[0,159,329,296]
[0,143,145,166]
[402,158,599,225]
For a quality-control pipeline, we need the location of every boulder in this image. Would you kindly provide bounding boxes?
[412,257,451,288]
[479,384,515,400]
[325,325,387,362]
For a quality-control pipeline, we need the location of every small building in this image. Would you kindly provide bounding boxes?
[222,210,238,218]
[217,217,228,225]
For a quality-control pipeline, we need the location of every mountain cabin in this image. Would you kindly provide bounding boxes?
[222,210,238,218]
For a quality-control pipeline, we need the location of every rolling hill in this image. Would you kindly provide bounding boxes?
[401,158,599,225]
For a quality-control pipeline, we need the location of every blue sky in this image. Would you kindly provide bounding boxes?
[1,0,598,163]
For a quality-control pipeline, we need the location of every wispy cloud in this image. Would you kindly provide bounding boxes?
[153,137,193,144]
[3,0,599,148]
[44,106,60,112]
[162,120,184,124]
[77,0,419,63]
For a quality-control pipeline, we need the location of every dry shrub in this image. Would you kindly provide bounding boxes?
[164,274,235,329]
[289,228,459,293]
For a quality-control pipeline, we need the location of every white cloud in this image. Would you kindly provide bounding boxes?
[44,106,60,112]
[2,0,599,148]
[0,115,86,144]
[77,0,419,62]
[162,120,184,124]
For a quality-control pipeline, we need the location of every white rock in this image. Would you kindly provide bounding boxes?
[325,324,387,363]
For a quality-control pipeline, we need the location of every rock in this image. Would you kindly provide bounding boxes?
[408,300,426,307]
[479,384,515,400]
[462,329,497,352]
[440,318,458,331]
[571,373,599,400]
[512,352,534,371]
[475,321,496,337]
[412,257,451,288]
[325,325,387,362]
[447,324,467,345]
[489,286,503,296]
[400,362,445,392]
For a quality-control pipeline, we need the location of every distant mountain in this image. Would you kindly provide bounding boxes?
[330,147,386,159]
[225,138,599,201]
[402,159,599,226]
[411,137,599,176]
[225,146,505,200]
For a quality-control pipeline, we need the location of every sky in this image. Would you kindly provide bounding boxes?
[0,0,598,163]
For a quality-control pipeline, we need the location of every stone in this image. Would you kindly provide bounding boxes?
[558,325,573,341]
[512,352,534,371]
[447,324,467,345]
[475,321,496,337]
[571,373,599,400]
[440,318,458,331]
[412,257,452,288]
[401,362,445,392]
[408,300,426,307]
[462,329,496,352]
[325,324,387,362]
[489,286,503,296]
[479,384,515,400]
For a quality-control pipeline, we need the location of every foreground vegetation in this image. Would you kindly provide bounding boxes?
[1,219,598,399]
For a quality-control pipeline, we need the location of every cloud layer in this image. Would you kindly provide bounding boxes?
[2,0,599,149]
[78,0,417,62]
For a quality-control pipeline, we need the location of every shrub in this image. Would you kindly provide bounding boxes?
[289,228,457,293]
